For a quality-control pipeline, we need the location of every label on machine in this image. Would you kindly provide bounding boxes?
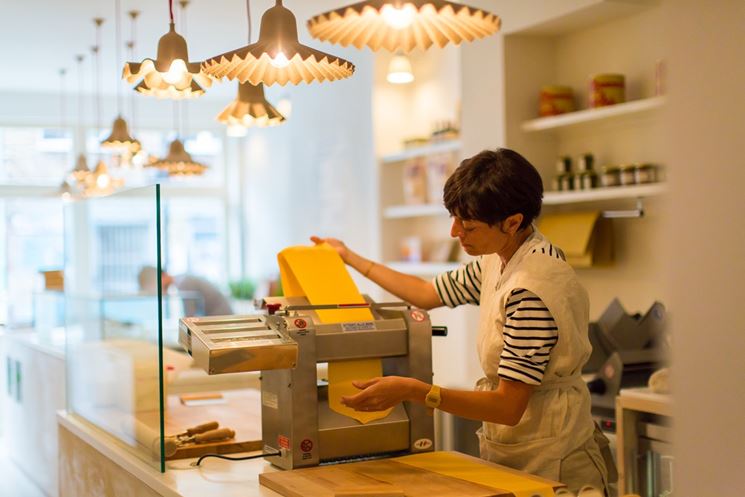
[341,321,376,332]
[262,391,279,409]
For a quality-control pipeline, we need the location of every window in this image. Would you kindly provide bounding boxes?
[0,127,73,184]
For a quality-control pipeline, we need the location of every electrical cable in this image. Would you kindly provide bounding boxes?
[192,450,281,467]
[169,0,175,24]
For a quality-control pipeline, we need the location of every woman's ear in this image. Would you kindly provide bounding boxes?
[504,213,524,235]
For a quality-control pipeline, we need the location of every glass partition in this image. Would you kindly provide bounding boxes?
[64,184,261,472]
[64,185,166,471]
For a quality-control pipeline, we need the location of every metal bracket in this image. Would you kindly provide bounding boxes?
[602,197,645,219]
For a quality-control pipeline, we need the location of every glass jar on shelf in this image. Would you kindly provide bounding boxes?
[620,164,638,186]
[553,156,572,191]
[576,153,597,190]
[600,166,621,187]
[635,163,658,184]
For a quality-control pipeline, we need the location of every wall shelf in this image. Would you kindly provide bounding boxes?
[543,183,667,205]
[521,96,665,133]
[384,204,448,219]
[387,261,460,276]
[381,140,462,164]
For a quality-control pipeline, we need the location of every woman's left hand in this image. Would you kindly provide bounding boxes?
[341,376,418,412]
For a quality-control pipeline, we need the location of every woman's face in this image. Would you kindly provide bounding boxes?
[450,217,507,256]
[450,213,525,256]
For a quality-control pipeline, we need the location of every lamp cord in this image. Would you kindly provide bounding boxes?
[169,0,174,24]
[76,55,85,154]
[179,0,189,138]
[128,11,139,134]
[59,69,66,130]
[247,0,252,43]
[114,0,122,115]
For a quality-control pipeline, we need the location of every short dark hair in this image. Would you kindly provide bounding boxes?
[443,148,543,230]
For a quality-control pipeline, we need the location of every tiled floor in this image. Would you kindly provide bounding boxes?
[0,438,46,497]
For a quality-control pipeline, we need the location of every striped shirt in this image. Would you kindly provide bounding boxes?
[432,240,564,385]
[498,288,558,385]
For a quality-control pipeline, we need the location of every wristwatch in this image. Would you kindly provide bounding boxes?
[425,384,442,409]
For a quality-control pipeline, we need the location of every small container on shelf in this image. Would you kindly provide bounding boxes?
[600,165,621,187]
[539,85,575,117]
[576,153,597,190]
[426,153,457,205]
[635,163,658,184]
[402,157,428,204]
[400,236,422,262]
[619,164,638,186]
[553,156,572,191]
[590,73,626,108]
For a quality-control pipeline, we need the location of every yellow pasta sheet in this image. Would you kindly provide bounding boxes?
[395,451,557,497]
[278,243,393,424]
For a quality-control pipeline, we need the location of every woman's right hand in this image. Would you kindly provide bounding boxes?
[310,236,351,263]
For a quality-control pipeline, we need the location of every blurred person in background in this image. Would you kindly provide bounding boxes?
[138,266,232,316]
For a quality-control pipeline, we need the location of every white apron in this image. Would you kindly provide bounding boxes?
[475,230,613,494]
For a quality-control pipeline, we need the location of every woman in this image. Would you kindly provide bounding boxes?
[312,148,615,495]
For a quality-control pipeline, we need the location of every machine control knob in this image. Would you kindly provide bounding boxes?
[266,303,282,315]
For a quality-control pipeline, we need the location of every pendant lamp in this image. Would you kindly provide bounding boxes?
[122,0,211,99]
[218,82,285,128]
[71,154,91,184]
[387,52,414,84]
[307,0,501,52]
[202,0,355,86]
[102,0,140,153]
[84,161,124,197]
[58,180,74,202]
[87,20,124,196]
[148,138,208,176]
[68,54,91,187]
[216,0,286,130]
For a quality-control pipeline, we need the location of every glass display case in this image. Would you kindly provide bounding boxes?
[64,185,261,472]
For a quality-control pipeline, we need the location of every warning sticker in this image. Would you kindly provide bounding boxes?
[278,435,290,449]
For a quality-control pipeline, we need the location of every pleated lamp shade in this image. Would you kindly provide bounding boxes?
[71,154,91,183]
[307,0,501,52]
[149,139,208,176]
[84,161,124,196]
[202,0,355,86]
[217,82,286,128]
[123,23,212,99]
[101,115,141,152]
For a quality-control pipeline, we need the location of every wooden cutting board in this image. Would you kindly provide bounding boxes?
[260,451,563,497]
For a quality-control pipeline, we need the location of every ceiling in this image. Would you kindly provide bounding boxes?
[0,0,360,99]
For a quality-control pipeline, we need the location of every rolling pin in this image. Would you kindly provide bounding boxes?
[164,427,236,457]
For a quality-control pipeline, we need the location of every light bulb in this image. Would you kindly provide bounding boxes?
[277,96,292,118]
[61,192,72,202]
[269,52,290,69]
[387,54,414,84]
[227,124,248,137]
[381,4,416,29]
[387,71,414,84]
[96,173,111,189]
[163,59,188,84]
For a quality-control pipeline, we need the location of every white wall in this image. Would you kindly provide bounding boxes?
[663,0,745,494]
[243,46,377,281]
